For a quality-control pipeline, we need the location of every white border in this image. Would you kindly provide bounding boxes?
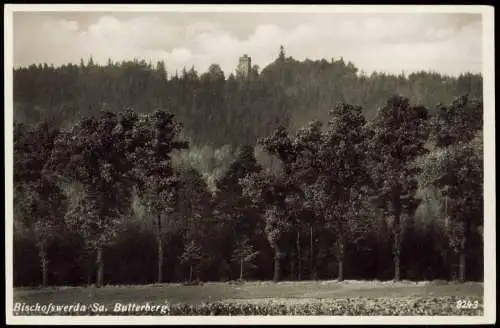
[4,4,495,325]
[2,4,495,13]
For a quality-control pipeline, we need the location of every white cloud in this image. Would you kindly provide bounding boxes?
[13,12,482,76]
[171,48,192,62]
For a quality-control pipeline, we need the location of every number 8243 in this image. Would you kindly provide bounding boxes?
[456,300,479,309]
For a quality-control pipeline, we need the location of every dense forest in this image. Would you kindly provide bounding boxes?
[13,46,482,146]
[13,47,484,286]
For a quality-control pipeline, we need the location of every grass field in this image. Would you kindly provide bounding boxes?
[13,280,484,316]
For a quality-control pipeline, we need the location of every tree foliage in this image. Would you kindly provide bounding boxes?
[43,111,136,286]
[302,103,372,280]
[14,122,64,287]
[368,96,430,281]
[419,95,483,282]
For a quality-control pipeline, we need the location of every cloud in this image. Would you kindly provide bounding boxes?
[13,12,482,76]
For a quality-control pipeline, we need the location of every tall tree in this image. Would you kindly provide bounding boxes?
[215,145,262,235]
[420,96,483,282]
[241,127,301,281]
[290,120,324,280]
[14,122,64,287]
[303,103,371,281]
[127,109,188,283]
[239,171,285,281]
[173,166,215,280]
[44,111,134,287]
[368,96,429,281]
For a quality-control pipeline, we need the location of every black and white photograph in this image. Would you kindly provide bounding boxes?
[4,4,495,325]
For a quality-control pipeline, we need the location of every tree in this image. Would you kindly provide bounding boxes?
[231,237,259,281]
[250,65,260,80]
[180,240,203,282]
[431,95,482,148]
[420,96,483,282]
[206,64,225,81]
[14,122,64,287]
[368,96,429,281]
[44,111,135,287]
[127,109,188,283]
[420,141,483,282]
[215,145,262,233]
[171,165,216,281]
[240,168,297,282]
[290,120,323,280]
[87,56,95,67]
[156,60,167,80]
[217,145,261,191]
[177,166,213,233]
[303,103,371,281]
[240,126,303,282]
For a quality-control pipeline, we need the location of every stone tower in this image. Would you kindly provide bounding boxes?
[237,54,252,79]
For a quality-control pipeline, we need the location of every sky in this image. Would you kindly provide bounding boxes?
[12,10,483,77]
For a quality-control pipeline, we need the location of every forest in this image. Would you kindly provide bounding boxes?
[13,47,484,287]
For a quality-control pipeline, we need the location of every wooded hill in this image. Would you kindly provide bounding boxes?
[12,47,484,287]
[13,46,482,147]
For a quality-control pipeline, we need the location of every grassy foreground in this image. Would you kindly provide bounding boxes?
[13,280,483,316]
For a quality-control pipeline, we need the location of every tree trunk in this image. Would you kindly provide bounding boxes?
[393,225,401,281]
[271,242,282,282]
[39,246,48,287]
[338,260,344,282]
[273,254,281,282]
[337,239,345,282]
[392,190,402,282]
[458,219,470,283]
[87,251,92,286]
[157,237,164,284]
[189,264,193,282]
[156,215,163,283]
[84,231,91,285]
[296,230,302,280]
[42,261,48,287]
[239,260,244,281]
[458,251,466,282]
[310,225,314,280]
[96,246,104,288]
[450,250,458,281]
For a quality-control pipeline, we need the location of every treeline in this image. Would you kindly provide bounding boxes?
[13,46,482,147]
[13,93,483,287]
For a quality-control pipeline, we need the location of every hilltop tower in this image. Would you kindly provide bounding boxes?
[237,54,252,79]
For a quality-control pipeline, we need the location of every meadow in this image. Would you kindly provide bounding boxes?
[13,280,484,316]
